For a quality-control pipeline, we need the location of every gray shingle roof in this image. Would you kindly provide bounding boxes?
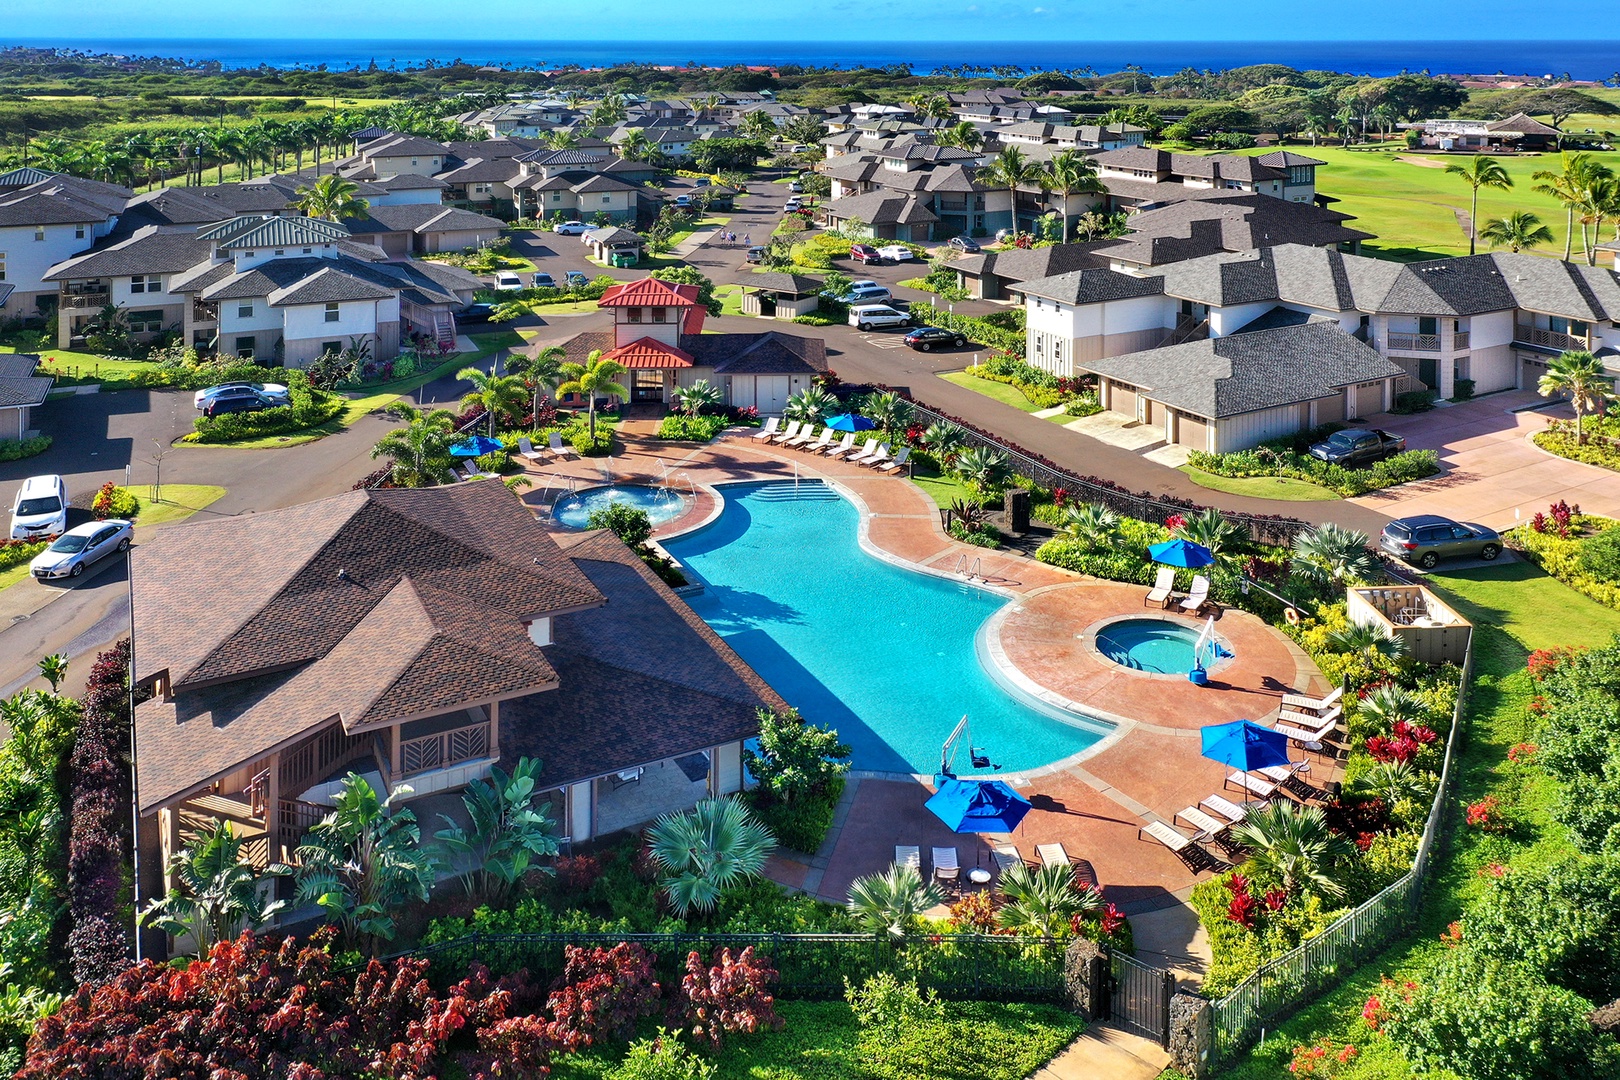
[1009,266,1165,304]
[0,354,52,409]
[1377,254,1518,316]
[268,266,396,307]
[44,226,213,281]
[1079,322,1402,419]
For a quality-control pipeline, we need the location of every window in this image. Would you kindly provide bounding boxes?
[130,275,161,294]
[602,195,612,204]
[238,302,254,318]
[34,226,45,242]
[324,302,340,323]
[552,193,562,202]
[234,336,255,359]
[628,307,642,323]
[321,340,342,355]
[652,307,666,323]
[473,184,492,194]
[1418,316,1437,336]
[302,247,313,254]
[128,310,164,334]
[411,157,419,166]
[274,249,285,256]
[75,225,86,240]
[0,252,8,281]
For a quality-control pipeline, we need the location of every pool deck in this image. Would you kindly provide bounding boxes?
[517,420,1341,960]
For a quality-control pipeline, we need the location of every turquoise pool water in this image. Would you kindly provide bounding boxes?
[663,481,1109,775]
[552,484,688,530]
[1095,618,1211,675]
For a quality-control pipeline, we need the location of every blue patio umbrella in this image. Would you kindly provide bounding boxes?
[925,778,1032,834]
[450,435,505,458]
[1200,720,1291,773]
[825,412,876,432]
[1149,538,1216,568]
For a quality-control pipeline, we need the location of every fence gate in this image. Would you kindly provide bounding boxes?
[1105,951,1175,1047]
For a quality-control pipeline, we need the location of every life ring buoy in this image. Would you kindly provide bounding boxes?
[1284,607,1301,626]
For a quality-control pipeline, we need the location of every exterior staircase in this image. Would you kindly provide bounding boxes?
[1155,317,1209,349]
[432,310,457,352]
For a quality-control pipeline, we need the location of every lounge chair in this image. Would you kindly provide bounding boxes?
[1178,575,1211,614]
[516,436,545,463]
[1144,566,1177,609]
[800,426,835,453]
[547,431,575,460]
[876,447,912,474]
[818,432,855,458]
[851,442,890,468]
[783,424,822,449]
[894,845,921,871]
[609,767,642,790]
[1036,843,1071,869]
[830,437,878,462]
[1281,684,1344,715]
[770,419,803,444]
[1225,771,1279,800]
[1258,763,1319,801]
[1278,705,1342,730]
[752,417,781,441]
[1200,794,1255,824]
[991,843,1024,875]
[1140,819,1223,873]
[1274,711,1342,751]
[1175,805,1250,858]
[931,846,960,885]
[459,460,495,481]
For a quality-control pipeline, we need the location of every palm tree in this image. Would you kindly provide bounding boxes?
[616,130,652,162]
[1061,502,1120,547]
[1538,349,1617,443]
[370,400,459,487]
[908,93,952,121]
[1327,621,1408,660]
[1348,759,1433,807]
[937,121,984,152]
[557,351,630,440]
[675,378,723,416]
[1334,105,1358,147]
[1533,152,1613,262]
[861,389,913,433]
[140,819,287,955]
[292,774,437,951]
[646,798,776,917]
[1042,149,1104,244]
[980,146,1042,236]
[294,174,370,221]
[846,863,943,938]
[784,384,837,424]
[589,93,629,128]
[920,420,967,464]
[434,758,560,904]
[457,365,529,436]
[1581,175,1620,264]
[1230,801,1357,898]
[996,862,1098,937]
[506,344,566,424]
[1290,523,1376,585]
[1356,684,1426,730]
[1444,156,1513,256]
[1173,507,1243,561]
[202,127,238,184]
[1479,210,1555,253]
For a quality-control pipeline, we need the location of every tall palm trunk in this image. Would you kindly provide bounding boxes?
[1469,184,1479,255]
[1564,206,1575,261]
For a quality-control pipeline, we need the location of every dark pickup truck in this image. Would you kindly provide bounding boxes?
[1307,428,1407,467]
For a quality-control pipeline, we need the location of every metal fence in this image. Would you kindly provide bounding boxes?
[390,930,1067,1003]
[1209,636,1474,1065]
[903,399,1308,545]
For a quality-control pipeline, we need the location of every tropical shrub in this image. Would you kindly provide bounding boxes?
[1508,513,1620,610]
[656,413,728,441]
[845,972,944,1032]
[670,945,783,1050]
[612,1030,716,1080]
[0,435,51,462]
[434,757,561,904]
[1464,853,1620,1004]
[88,483,137,521]
[66,641,134,986]
[187,371,342,444]
[548,942,662,1047]
[846,864,942,938]
[646,799,776,917]
[742,707,850,854]
[139,819,286,958]
[1186,444,1438,497]
[996,863,1100,937]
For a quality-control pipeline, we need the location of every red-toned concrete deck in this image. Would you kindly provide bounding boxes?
[514,422,1333,933]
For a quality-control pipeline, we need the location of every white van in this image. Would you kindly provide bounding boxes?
[10,475,69,540]
[848,304,912,331]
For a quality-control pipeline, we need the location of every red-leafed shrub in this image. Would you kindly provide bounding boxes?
[1527,646,1580,681]
[948,890,1001,931]
[546,943,661,1048]
[1227,888,1259,929]
[66,640,134,986]
[671,946,783,1050]
[551,854,603,894]
[1466,796,1509,833]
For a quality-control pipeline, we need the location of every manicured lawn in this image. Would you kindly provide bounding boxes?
[134,484,226,525]
[1236,145,1620,262]
[908,458,976,509]
[0,561,35,595]
[714,283,749,317]
[1178,466,1339,502]
[4,347,166,391]
[937,371,1044,413]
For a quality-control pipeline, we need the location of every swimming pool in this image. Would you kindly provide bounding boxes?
[552,484,688,530]
[663,481,1109,775]
[1095,618,1216,675]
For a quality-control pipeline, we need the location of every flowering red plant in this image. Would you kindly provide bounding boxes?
[1477,861,1508,879]
[1165,514,1187,531]
[1227,887,1259,929]
[1507,742,1538,764]
[1264,889,1289,912]
[1052,486,1069,507]
[1440,921,1463,948]
[1466,796,1508,833]
[1362,994,1386,1032]
[1099,902,1126,936]
[1527,646,1579,681]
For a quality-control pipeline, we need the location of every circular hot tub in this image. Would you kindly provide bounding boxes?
[551,484,690,530]
[1093,617,1223,675]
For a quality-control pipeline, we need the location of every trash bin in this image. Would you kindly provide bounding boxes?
[1004,488,1031,533]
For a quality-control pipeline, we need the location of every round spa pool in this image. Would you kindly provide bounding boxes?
[1094,618,1217,675]
[551,484,690,530]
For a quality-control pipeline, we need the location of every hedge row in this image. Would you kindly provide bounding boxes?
[656,413,730,441]
[66,640,134,987]
[0,435,52,462]
[187,372,344,444]
[1507,515,1620,610]
[1185,445,1440,497]
[911,304,1026,357]
[0,538,50,573]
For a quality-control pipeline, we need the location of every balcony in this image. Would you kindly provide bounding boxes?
[400,719,492,777]
[191,301,218,324]
[1515,324,1591,352]
[60,289,109,309]
[1385,332,1441,352]
[1453,331,1470,351]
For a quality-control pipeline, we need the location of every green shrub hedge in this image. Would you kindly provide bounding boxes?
[1531,417,1620,472]
[1507,514,1620,609]
[0,539,49,573]
[0,435,51,462]
[656,414,729,441]
[911,305,1026,357]
[187,373,344,444]
[1185,442,1439,497]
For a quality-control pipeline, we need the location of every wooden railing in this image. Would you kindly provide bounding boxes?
[60,290,109,309]
[278,723,375,797]
[1515,324,1590,352]
[1452,331,1470,351]
[192,301,218,323]
[400,721,491,776]
[1384,332,1441,352]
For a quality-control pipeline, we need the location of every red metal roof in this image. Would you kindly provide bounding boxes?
[603,335,695,368]
[598,277,698,308]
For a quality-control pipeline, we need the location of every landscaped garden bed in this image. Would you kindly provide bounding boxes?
[1532,414,1620,472]
[1186,427,1439,498]
[1506,500,1620,609]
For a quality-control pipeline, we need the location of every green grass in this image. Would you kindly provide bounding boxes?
[908,457,976,509]
[3,347,166,391]
[1216,561,1620,1080]
[134,484,226,525]
[937,371,1045,413]
[1178,466,1340,502]
[0,561,35,595]
[714,283,749,318]
[1235,145,1620,261]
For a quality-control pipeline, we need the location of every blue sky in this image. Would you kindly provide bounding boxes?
[7,0,1615,42]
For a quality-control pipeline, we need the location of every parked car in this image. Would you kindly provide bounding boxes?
[848,280,880,292]
[849,243,884,265]
[553,221,590,235]
[1308,428,1406,467]
[193,381,289,410]
[30,519,132,580]
[948,236,982,254]
[493,271,524,291]
[565,270,589,287]
[836,284,892,305]
[674,195,692,207]
[693,177,710,188]
[458,302,496,324]
[196,385,287,413]
[746,245,767,264]
[903,326,968,351]
[877,244,915,263]
[849,304,912,331]
[788,181,805,193]
[1379,515,1501,569]
[531,272,556,289]
[203,392,276,418]
[784,198,802,212]
[9,474,68,540]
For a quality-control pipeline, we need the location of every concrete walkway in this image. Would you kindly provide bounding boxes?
[1032,1024,1172,1080]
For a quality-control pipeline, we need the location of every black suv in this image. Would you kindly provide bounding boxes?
[1379,515,1502,569]
[203,391,274,418]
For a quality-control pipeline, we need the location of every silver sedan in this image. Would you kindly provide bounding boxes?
[30,519,133,580]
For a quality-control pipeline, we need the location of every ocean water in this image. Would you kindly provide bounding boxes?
[18,38,1620,80]
[662,481,1110,776]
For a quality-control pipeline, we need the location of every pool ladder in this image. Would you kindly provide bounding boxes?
[954,554,983,582]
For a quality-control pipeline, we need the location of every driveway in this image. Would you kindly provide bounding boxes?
[1350,391,1620,529]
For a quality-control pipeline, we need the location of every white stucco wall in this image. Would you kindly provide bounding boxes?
[281,298,386,340]
[1,223,100,315]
